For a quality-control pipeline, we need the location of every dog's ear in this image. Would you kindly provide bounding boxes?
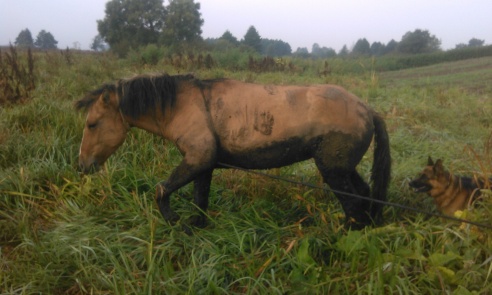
[433,159,444,174]
[427,156,434,166]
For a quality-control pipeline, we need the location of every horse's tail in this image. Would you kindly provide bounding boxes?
[370,112,391,222]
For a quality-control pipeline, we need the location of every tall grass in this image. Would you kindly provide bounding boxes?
[1,51,491,294]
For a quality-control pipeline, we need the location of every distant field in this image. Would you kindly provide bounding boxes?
[380,56,492,94]
[1,51,491,294]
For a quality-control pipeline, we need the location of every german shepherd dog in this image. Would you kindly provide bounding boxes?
[409,157,491,216]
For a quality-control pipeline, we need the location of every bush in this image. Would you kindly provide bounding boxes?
[140,44,166,65]
[127,44,168,66]
[210,47,257,71]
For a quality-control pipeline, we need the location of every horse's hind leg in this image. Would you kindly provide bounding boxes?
[350,171,381,223]
[350,171,370,198]
[317,168,372,229]
[313,130,374,228]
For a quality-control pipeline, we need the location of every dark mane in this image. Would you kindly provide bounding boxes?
[75,84,116,111]
[75,73,221,117]
[118,73,196,119]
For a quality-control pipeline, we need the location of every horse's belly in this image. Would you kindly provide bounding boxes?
[217,137,315,169]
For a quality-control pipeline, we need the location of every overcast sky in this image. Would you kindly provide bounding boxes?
[1,0,491,52]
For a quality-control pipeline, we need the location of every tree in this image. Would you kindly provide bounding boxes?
[352,38,371,56]
[91,35,108,51]
[312,43,321,56]
[338,45,349,57]
[454,43,467,50]
[398,29,441,54]
[243,26,262,53]
[15,29,34,48]
[161,0,203,45]
[324,48,337,58]
[98,0,166,54]
[34,30,58,49]
[370,42,385,56]
[293,47,309,58]
[220,30,239,45]
[262,39,291,56]
[382,39,398,55]
[468,38,484,47]
[311,43,336,58]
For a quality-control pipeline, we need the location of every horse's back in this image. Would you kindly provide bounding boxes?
[208,80,373,142]
[203,80,374,168]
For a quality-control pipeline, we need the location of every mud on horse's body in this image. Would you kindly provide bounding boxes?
[76,73,391,229]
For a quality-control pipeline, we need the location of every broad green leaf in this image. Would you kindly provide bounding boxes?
[336,230,364,254]
[429,252,461,267]
[297,238,316,265]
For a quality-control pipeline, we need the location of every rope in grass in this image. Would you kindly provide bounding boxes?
[217,162,492,231]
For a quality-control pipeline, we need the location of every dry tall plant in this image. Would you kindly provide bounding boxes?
[0,44,36,105]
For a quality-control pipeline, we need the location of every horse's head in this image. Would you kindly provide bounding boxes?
[75,85,129,174]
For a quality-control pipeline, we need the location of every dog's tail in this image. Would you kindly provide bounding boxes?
[370,112,391,223]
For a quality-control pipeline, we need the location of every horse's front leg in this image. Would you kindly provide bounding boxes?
[156,160,201,223]
[189,169,213,228]
[156,132,217,229]
[156,159,215,225]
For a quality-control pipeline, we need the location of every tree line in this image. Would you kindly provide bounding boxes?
[14,29,58,50]
[12,0,487,58]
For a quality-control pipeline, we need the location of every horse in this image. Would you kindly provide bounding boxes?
[75,73,391,229]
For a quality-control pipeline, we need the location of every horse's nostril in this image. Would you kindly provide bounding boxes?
[78,160,100,175]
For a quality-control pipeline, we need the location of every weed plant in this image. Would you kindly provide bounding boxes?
[0,45,35,105]
[0,51,491,294]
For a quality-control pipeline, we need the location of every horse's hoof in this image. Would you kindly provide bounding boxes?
[188,215,208,228]
[344,218,371,231]
[181,224,194,236]
[178,215,208,235]
[163,212,180,225]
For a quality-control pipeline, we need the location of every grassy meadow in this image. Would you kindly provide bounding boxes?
[1,50,492,294]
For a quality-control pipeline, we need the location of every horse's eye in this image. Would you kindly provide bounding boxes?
[87,122,97,130]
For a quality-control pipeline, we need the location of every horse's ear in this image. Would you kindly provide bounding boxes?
[427,156,434,166]
[102,90,111,104]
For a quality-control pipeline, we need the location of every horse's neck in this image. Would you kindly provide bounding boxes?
[125,113,169,138]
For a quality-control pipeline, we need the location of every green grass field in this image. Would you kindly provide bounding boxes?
[1,52,491,294]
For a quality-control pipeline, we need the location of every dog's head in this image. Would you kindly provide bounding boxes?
[409,156,448,194]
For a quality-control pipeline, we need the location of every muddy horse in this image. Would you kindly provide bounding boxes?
[76,74,391,229]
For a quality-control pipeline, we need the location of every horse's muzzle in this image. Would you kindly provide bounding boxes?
[78,159,100,175]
